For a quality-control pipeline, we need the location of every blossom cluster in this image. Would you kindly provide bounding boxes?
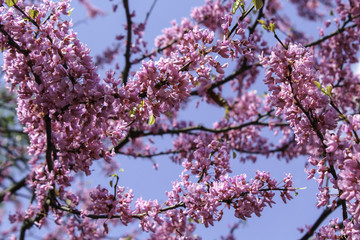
[1,0,360,239]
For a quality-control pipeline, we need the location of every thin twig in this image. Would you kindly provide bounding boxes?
[144,0,158,24]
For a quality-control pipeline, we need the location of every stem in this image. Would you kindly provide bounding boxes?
[274,32,288,50]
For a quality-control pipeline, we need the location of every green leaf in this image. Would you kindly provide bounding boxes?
[109,180,113,188]
[326,85,333,97]
[224,107,229,119]
[314,81,322,90]
[29,9,39,19]
[109,173,118,178]
[6,0,18,7]
[232,151,237,159]
[232,0,241,14]
[68,8,74,16]
[252,0,263,10]
[148,114,156,126]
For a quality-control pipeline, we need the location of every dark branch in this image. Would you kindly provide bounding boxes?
[300,199,343,240]
[0,24,29,56]
[55,201,186,220]
[226,6,255,39]
[121,0,133,86]
[131,39,178,64]
[144,0,158,24]
[113,118,288,153]
[190,62,256,96]
[44,114,54,172]
[304,14,359,48]
[0,176,27,203]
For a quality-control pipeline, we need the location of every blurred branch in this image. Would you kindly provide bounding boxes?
[0,127,28,136]
[0,175,27,203]
[144,0,158,24]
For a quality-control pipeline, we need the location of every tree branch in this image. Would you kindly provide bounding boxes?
[190,62,258,96]
[44,114,54,172]
[131,39,178,64]
[113,118,288,153]
[121,0,133,86]
[144,0,158,24]
[304,15,359,48]
[0,176,27,203]
[300,199,343,240]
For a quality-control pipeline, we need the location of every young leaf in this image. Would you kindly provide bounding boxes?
[269,22,276,33]
[252,0,263,10]
[232,0,241,14]
[326,85,333,97]
[224,107,229,119]
[257,19,266,25]
[29,9,39,20]
[313,81,322,90]
[6,0,18,7]
[148,114,156,126]
[68,8,74,16]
